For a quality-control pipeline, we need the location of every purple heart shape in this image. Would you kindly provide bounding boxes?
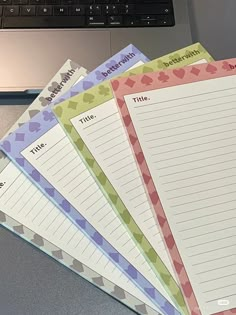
[144,287,155,299]
[31,170,40,182]
[76,219,86,229]
[126,265,137,279]
[29,122,41,133]
[109,252,120,263]
[16,158,25,167]
[2,141,11,153]
[60,199,71,213]
[92,232,103,246]
[45,187,55,197]
[83,81,94,90]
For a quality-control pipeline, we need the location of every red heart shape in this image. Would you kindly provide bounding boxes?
[173,68,185,79]
[173,260,183,274]
[111,79,119,91]
[143,173,151,184]
[129,135,137,145]
[117,98,124,109]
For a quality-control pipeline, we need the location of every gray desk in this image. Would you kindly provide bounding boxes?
[1,1,236,314]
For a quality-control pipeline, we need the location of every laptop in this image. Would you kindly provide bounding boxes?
[0,0,192,93]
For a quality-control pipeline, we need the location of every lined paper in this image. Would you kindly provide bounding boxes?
[69,60,210,282]
[125,75,236,315]
[70,99,175,279]
[0,161,157,310]
[21,123,175,306]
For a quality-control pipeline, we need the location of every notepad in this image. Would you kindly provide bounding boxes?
[0,58,158,314]
[111,59,236,315]
[0,47,180,315]
[53,43,213,315]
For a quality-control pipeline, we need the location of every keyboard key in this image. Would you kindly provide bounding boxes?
[61,0,75,4]
[87,15,105,26]
[140,19,156,26]
[3,15,85,27]
[104,4,119,15]
[121,4,134,14]
[79,0,93,4]
[108,15,122,25]
[54,5,68,15]
[113,0,125,4]
[13,0,28,4]
[37,5,52,15]
[45,0,60,4]
[4,5,19,15]
[21,5,36,15]
[94,0,108,3]
[70,5,85,15]
[135,4,171,15]
[0,0,11,5]
[30,0,44,4]
[124,15,138,26]
[88,4,101,15]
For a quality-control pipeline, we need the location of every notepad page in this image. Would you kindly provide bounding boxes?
[125,75,236,315]
[20,123,175,307]
[69,61,208,281]
[70,99,176,277]
[0,161,158,310]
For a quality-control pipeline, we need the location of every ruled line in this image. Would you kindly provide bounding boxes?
[36,136,67,160]
[140,94,236,117]
[135,87,236,109]
[84,111,119,130]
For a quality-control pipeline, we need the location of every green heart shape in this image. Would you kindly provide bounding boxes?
[75,138,84,151]
[109,193,118,205]
[133,233,143,244]
[160,271,171,285]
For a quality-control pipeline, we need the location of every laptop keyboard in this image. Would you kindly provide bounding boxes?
[0,0,174,28]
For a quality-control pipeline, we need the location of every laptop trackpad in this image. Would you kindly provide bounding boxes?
[0,30,111,91]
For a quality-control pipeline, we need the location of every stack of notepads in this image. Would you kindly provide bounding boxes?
[0,42,235,315]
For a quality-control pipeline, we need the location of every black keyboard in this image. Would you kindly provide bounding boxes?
[0,0,174,28]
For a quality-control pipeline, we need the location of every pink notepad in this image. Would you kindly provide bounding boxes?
[111,59,236,315]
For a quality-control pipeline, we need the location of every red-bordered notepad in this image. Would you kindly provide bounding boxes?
[111,59,236,315]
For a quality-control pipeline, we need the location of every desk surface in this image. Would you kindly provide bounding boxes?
[2,1,236,313]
